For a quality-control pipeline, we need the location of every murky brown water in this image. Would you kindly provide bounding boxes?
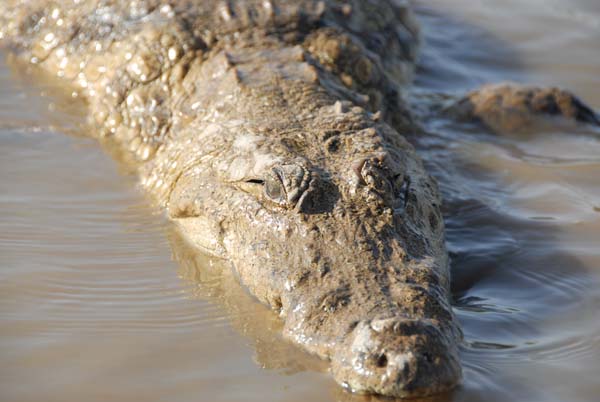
[1,1,599,401]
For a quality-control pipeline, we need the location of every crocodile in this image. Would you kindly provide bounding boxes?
[0,0,461,397]
[3,0,599,398]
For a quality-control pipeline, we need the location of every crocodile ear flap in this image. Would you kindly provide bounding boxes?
[168,172,218,219]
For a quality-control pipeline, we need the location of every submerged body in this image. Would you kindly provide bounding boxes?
[448,83,600,134]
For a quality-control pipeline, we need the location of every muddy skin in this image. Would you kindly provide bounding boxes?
[1,0,455,398]
[447,83,600,134]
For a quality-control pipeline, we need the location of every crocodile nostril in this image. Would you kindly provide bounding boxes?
[332,319,462,397]
[376,353,388,368]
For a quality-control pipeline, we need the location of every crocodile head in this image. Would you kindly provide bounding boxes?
[160,97,461,397]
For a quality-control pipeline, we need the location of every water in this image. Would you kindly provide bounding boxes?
[1,1,599,401]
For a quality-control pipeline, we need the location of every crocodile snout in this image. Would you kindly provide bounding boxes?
[331,317,461,398]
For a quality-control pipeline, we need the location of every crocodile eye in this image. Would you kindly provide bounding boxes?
[354,154,394,196]
[263,163,311,208]
[352,153,410,209]
[265,171,285,202]
[360,159,392,194]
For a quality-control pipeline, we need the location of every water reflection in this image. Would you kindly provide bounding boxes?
[169,227,328,376]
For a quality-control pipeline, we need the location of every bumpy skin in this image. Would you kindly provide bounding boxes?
[0,0,462,397]
[448,83,600,134]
